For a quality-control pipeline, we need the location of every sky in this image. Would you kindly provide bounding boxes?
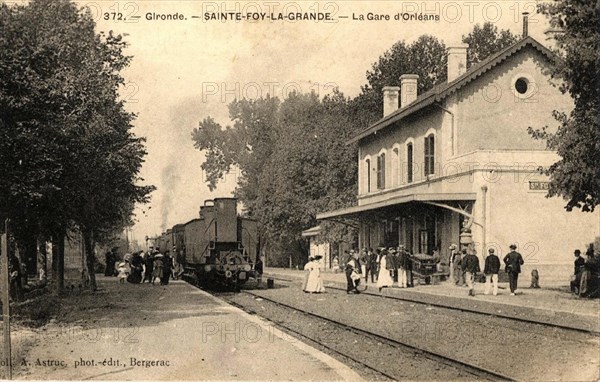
[68,0,552,246]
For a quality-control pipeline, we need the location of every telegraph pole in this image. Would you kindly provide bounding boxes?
[2,219,12,380]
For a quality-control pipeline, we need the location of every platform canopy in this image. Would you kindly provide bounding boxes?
[316,193,477,221]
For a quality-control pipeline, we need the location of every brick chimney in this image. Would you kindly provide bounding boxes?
[400,74,419,108]
[382,86,400,117]
[447,44,468,82]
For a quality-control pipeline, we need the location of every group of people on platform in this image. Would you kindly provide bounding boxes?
[570,244,600,298]
[302,241,600,298]
[349,246,438,293]
[304,243,529,297]
[109,246,183,286]
[449,243,525,296]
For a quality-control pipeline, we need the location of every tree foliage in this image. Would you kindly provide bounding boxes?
[351,35,448,128]
[0,0,154,291]
[192,90,357,256]
[528,1,600,212]
[462,22,519,67]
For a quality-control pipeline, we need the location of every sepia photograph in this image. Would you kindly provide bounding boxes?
[0,0,598,380]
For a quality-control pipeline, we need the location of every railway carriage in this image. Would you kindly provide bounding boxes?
[171,223,186,266]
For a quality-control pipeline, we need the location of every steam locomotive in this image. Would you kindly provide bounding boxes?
[151,198,258,288]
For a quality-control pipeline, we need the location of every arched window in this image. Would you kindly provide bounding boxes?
[393,146,400,187]
[424,133,435,176]
[365,158,371,193]
[377,153,386,189]
[406,143,414,183]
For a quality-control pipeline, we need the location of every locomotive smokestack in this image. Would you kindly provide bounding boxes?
[523,12,529,37]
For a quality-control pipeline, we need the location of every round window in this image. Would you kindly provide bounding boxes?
[515,77,529,94]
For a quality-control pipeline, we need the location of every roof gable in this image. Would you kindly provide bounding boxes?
[348,36,557,145]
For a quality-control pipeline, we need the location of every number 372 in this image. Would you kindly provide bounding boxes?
[103,12,124,21]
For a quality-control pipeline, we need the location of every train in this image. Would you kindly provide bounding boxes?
[150,197,259,288]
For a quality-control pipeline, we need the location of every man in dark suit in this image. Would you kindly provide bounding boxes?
[570,249,586,293]
[392,248,402,284]
[365,248,378,283]
[386,248,397,284]
[573,249,585,275]
[484,248,501,295]
[503,244,524,295]
[461,249,480,296]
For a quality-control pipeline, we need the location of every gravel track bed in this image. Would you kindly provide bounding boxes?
[218,291,479,381]
[234,281,600,382]
[319,284,597,343]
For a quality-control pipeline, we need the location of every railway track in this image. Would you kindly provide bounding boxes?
[233,289,514,381]
[265,275,600,337]
[189,275,598,381]
[223,296,398,381]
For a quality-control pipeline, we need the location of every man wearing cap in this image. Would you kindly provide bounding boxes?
[365,248,378,283]
[387,248,398,285]
[461,249,480,296]
[453,247,465,286]
[484,248,500,295]
[397,245,409,288]
[570,249,584,293]
[254,255,264,287]
[504,244,524,295]
[573,249,585,275]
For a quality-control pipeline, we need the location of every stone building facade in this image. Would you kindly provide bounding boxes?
[317,36,599,281]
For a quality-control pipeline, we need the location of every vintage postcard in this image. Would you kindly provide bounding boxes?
[1,0,598,381]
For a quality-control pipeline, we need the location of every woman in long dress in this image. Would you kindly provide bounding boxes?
[314,256,325,292]
[302,257,313,291]
[304,257,325,293]
[376,251,394,292]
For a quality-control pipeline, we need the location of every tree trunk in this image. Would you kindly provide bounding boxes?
[52,230,65,295]
[38,237,47,282]
[83,230,97,291]
[25,235,37,278]
[51,238,57,275]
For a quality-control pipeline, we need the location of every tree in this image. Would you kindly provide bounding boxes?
[462,22,519,67]
[192,91,357,264]
[0,0,154,292]
[351,35,448,128]
[0,1,71,290]
[193,96,282,257]
[527,1,600,212]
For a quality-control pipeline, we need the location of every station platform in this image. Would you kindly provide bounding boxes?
[264,267,600,334]
[17,276,361,381]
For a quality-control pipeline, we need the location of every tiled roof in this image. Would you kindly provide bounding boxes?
[347,36,556,144]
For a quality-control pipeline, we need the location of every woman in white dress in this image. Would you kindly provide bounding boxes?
[376,250,394,292]
[302,257,313,291]
[304,256,325,293]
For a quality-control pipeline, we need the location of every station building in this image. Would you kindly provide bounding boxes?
[317,34,600,281]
